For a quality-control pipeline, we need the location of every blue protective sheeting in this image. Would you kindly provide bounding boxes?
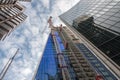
[35,32,65,80]
[76,43,117,80]
[35,35,57,80]
[55,31,65,52]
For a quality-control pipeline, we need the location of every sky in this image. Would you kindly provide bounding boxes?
[0,0,79,80]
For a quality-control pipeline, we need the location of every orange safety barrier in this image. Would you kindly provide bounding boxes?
[96,74,103,80]
[64,42,68,49]
[60,65,68,68]
[60,24,62,32]
[51,33,55,36]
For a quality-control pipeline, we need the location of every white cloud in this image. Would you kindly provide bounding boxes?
[55,0,79,13]
[41,0,50,9]
[22,68,32,76]
[0,0,80,80]
[48,0,80,26]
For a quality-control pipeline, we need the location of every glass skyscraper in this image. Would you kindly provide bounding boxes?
[34,35,58,80]
[34,27,119,79]
[60,0,120,78]
[34,31,67,80]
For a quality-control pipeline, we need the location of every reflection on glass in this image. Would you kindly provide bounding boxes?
[35,35,59,80]
[72,15,120,66]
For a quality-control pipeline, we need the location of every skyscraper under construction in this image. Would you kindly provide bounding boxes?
[0,0,31,40]
[33,0,120,80]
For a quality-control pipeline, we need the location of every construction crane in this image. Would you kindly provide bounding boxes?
[42,16,54,34]
[0,49,19,80]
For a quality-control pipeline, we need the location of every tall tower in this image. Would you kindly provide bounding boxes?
[59,0,120,79]
[33,26,118,80]
[33,0,120,80]
[0,0,31,40]
[33,17,119,80]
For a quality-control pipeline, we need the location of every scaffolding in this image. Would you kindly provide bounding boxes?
[57,27,97,80]
[51,29,71,80]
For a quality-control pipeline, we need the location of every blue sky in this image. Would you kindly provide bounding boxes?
[0,0,79,80]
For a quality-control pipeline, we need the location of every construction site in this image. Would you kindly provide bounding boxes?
[0,0,120,80]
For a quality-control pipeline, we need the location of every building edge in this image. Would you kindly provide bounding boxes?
[32,32,50,80]
[59,16,120,79]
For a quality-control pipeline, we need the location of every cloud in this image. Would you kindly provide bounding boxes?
[48,0,80,26]
[0,0,80,80]
[41,0,50,9]
[54,0,79,13]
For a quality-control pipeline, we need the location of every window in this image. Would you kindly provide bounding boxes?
[104,19,116,25]
[95,14,101,17]
[113,4,120,8]
[109,16,120,21]
[10,19,19,26]
[100,22,111,28]
[109,2,117,6]
[94,20,102,24]
[96,17,106,22]
[0,14,6,20]
[101,15,110,19]
[114,22,120,27]
[0,11,9,18]
[0,23,12,32]
[108,8,119,12]
[104,11,115,16]
[110,26,120,32]
[113,12,120,18]
[5,21,16,28]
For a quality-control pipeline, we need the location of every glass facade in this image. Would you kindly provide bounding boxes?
[35,35,58,80]
[59,0,120,33]
[72,16,120,66]
[59,0,120,66]
[76,43,117,79]
[34,28,119,79]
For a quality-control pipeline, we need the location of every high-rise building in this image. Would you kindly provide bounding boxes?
[59,0,120,79]
[33,34,58,80]
[0,0,31,40]
[33,26,119,80]
[33,0,120,80]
